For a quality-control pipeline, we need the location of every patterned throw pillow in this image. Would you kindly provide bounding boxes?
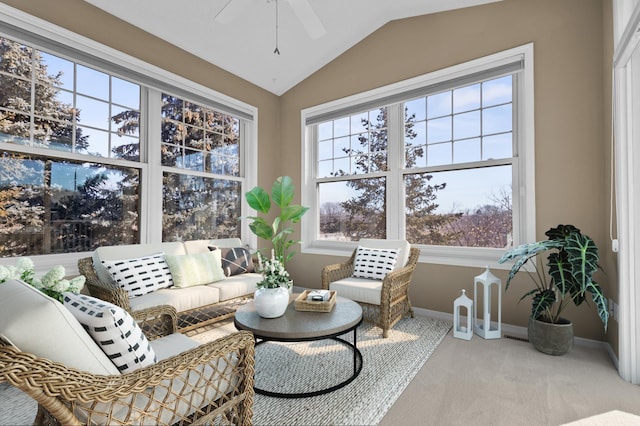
[63,293,157,373]
[164,250,226,288]
[101,253,173,298]
[213,247,255,277]
[352,246,400,280]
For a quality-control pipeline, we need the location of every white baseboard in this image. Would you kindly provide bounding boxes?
[413,306,617,360]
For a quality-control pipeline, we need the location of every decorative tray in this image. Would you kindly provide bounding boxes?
[294,290,337,312]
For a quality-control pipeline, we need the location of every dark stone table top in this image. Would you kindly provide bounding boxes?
[234,290,363,340]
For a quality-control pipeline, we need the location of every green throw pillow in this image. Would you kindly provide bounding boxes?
[164,251,226,288]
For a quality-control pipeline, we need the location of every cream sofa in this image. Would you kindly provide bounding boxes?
[78,238,262,332]
[0,278,255,425]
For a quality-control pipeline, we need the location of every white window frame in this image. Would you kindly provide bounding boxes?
[301,44,535,269]
[0,4,258,275]
[613,0,640,385]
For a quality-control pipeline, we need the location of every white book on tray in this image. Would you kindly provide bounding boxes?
[307,289,331,301]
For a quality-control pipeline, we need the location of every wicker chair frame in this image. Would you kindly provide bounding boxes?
[321,247,420,338]
[0,305,255,426]
[78,257,252,333]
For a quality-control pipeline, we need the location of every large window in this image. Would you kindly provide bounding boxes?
[160,94,243,241]
[0,7,256,272]
[303,45,534,267]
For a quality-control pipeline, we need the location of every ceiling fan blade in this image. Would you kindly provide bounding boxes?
[287,0,326,39]
[215,0,251,24]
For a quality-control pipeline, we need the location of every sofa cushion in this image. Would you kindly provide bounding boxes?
[0,279,120,375]
[164,251,225,288]
[208,272,262,301]
[215,247,255,276]
[352,246,399,280]
[329,277,383,305]
[92,242,186,288]
[128,285,221,313]
[183,238,244,254]
[101,253,174,297]
[64,293,157,373]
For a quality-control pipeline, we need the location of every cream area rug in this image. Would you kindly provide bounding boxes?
[193,315,452,426]
[0,316,451,426]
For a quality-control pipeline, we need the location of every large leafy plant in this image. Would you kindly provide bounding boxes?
[498,224,608,330]
[244,176,309,267]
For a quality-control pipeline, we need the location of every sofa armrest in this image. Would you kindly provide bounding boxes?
[78,257,132,312]
[132,305,178,341]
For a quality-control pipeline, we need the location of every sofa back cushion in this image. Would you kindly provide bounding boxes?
[183,238,244,254]
[0,279,120,375]
[92,242,185,288]
[63,293,157,373]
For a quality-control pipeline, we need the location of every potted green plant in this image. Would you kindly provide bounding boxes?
[498,224,608,355]
[244,176,308,318]
[244,176,309,267]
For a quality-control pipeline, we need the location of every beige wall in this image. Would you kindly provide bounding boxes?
[281,0,613,342]
[5,0,614,342]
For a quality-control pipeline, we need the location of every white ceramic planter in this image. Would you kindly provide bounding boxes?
[254,287,289,318]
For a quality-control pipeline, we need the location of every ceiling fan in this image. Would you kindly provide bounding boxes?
[214,0,326,40]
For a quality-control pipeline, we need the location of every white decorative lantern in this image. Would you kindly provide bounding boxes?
[473,267,502,339]
[453,289,473,340]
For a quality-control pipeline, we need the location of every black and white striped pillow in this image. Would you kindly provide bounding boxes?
[63,293,157,374]
[352,246,400,280]
[101,253,173,298]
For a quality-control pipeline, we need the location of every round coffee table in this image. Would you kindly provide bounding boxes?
[234,292,363,398]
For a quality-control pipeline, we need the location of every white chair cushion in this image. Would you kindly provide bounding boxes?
[329,277,383,305]
[164,251,226,288]
[92,242,186,288]
[352,246,399,280]
[63,293,157,373]
[358,239,411,270]
[128,285,221,313]
[150,333,200,362]
[101,253,174,297]
[208,273,262,301]
[0,279,120,375]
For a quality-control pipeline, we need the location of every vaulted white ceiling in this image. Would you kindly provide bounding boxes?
[84,0,500,95]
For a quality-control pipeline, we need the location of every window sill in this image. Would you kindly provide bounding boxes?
[302,241,512,270]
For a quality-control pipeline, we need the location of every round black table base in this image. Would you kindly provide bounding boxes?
[253,336,363,399]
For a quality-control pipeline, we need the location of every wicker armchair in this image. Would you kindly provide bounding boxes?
[322,245,420,338]
[0,304,255,426]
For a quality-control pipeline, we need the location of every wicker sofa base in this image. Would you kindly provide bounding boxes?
[176,295,254,333]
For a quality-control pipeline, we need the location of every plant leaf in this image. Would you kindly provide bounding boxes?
[245,186,271,214]
[547,251,578,297]
[586,281,609,330]
[272,176,294,209]
[564,232,599,296]
[248,218,273,240]
[280,204,310,224]
[499,240,563,289]
[532,289,556,320]
[545,224,581,240]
